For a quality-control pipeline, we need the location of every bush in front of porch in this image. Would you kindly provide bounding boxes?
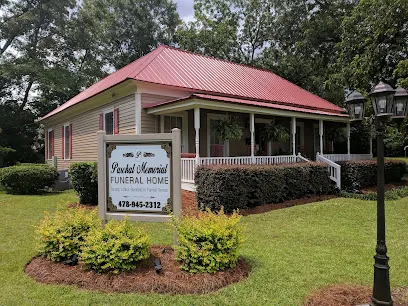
[195,163,336,212]
[339,160,406,190]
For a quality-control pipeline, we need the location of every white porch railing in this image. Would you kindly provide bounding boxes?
[181,154,310,183]
[200,156,253,166]
[322,154,373,162]
[316,153,341,189]
[181,158,197,183]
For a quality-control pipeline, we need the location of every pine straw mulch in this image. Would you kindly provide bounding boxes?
[240,195,338,216]
[361,180,408,194]
[25,246,251,294]
[304,284,408,306]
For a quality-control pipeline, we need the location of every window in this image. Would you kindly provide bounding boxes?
[162,115,187,152]
[164,116,182,133]
[105,111,114,135]
[64,124,70,159]
[47,129,53,159]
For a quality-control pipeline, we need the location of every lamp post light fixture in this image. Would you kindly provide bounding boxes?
[346,91,366,121]
[393,87,408,118]
[346,81,408,306]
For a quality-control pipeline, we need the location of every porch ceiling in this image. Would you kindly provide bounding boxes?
[145,94,350,123]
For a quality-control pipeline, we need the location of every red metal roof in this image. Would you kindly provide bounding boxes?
[145,93,349,117]
[41,45,347,120]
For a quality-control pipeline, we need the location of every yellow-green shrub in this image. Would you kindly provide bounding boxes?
[36,208,99,262]
[81,219,150,273]
[172,209,244,273]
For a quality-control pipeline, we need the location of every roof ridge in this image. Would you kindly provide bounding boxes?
[158,45,289,81]
[158,45,336,105]
[130,45,167,79]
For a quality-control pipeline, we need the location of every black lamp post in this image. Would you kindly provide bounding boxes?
[346,82,408,306]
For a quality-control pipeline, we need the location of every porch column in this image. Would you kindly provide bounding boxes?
[291,117,296,155]
[194,107,200,166]
[319,120,324,154]
[250,113,255,161]
[347,122,351,155]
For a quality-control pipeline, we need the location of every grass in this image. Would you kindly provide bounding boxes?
[1,191,408,305]
[387,157,408,163]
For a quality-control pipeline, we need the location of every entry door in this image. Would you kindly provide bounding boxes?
[162,115,188,152]
[207,114,228,157]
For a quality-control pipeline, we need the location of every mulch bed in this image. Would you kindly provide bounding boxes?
[240,195,338,216]
[361,180,408,194]
[304,284,408,306]
[25,246,251,294]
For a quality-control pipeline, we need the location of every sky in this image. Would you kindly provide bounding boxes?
[176,0,195,22]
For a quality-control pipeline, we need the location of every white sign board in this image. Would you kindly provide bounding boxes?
[97,130,181,223]
[108,144,171,212]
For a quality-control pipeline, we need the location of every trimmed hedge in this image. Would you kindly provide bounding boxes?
[0,164,58,194]
[195,163,335,212]
[69,162,98,205]
[0,146,17,168]
[339,160,406,190]
[172,209,243,273]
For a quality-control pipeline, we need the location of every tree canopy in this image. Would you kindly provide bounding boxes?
[0,0,179,162]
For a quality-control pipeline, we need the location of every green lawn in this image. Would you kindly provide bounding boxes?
[1,191,408,306]
[388,157,408,163]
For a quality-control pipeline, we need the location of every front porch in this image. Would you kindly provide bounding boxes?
[147,97,372,188]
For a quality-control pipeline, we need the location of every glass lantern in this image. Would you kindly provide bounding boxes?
[368,81,395,116]
[345,91,366,120]
[393,87,408,118]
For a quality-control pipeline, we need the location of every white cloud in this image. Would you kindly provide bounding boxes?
[175,0,194,22]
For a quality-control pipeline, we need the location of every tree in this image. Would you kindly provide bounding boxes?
[81,0,180,70]
[333,0,408,92]
[0,0,180,162]
[394,59,408,88]
[177,0,275,64]
[261,0,357,105]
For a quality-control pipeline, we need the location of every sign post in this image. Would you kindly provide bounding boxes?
[97,129,181,226]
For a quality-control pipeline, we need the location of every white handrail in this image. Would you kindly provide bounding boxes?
[316,153,341,189]
[296,153,310,162]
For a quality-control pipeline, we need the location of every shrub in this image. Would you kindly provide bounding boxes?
[0,146,17,168]
[81,219,150,273]
[0,164,58,194]
[340,185,408,201]
[36,208,99,262]
[195,163,335,212]
[172,209,243,273]
[69,162,98,205]
[339,160,406,190]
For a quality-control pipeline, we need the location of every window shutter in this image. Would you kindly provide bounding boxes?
[114,108,119,134]
[69,123,73,159]
[62,126,65,159]
[51,130,55,157]
[99,113,104,130]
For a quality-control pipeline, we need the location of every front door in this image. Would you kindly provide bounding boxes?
[207,114,229,157]
[162,114,188,152]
